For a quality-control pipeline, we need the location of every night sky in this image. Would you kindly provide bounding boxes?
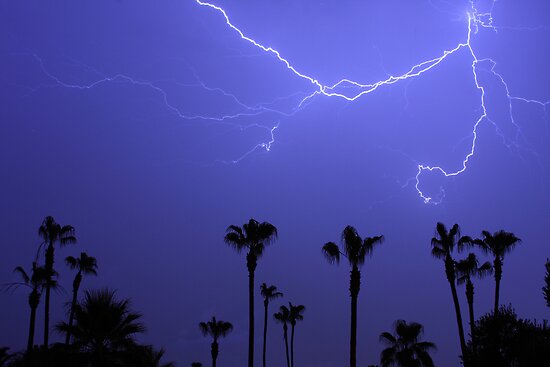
[1,1,549,366]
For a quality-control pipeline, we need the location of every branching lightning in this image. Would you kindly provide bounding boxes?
[195,0,549,204]
[17,1,549,203]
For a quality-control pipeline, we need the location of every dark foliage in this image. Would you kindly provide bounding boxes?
[466,305,550,367]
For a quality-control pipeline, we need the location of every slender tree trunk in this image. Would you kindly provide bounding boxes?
[247,253,257,367]
[349,266,360,367]
[283,324,290,367]
[66,272,82,344]
[263,300,268,367]
[211,340,219,367]
[466,280,475,346]
[494,257,502,314]
[446,256,467,366]
[27,293,39,354]
[43,243,54,349]
[290,323,295,367]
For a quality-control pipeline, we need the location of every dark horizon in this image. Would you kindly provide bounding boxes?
[1,1,549,366]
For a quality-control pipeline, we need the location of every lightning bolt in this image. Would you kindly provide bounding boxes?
[15,1,549,203]
[195,0,549,204]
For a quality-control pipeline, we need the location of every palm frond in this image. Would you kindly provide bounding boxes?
[322,242,341,264]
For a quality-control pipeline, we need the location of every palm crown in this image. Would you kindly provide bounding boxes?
[199,317,234,341]
[455,253,492,285]
[261,283,283,303]
[224,219,278,258]
[322,225,384,267]
[66,252,98,276]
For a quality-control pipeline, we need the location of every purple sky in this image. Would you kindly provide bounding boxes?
[1,1,549,366]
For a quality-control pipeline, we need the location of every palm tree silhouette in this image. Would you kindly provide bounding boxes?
[544,259,550,307]
[4,263,50,354]
[191,363,203,367]
[430,222,467,363]
[379,320,436,367]
[38,215,77,347]
[274,305,291,367]
[288,302,305,367]
[322,225,384,367]
[56,288,145,365]
[260,283,283,367]
[474,230,521,314]
[224,218,278,367]
[64,252,98,344]
[455,253,491,346]
[199,316,233,367]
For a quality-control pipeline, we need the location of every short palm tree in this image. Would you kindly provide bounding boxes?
[322,225,384,367]
[224,218,278,367]
[199,316,233,367]
[474,230,521,314]
[191,363,203,367]
[288,302,305,367]
[0,347,13,367]
[274,305,291,367]
[379,320,436,367]
[57,288,145,364]
[64,252,98,344]
[455,253,492,344]
[260,283,283,367]
[430,223,467,362]
[38,215,77,347]
[3,263,50,354]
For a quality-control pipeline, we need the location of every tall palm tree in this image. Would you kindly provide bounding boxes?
[288,302,305,367]
[38,215,77,347]
[322,225,384,367]
[224,218,278,367]
[65,252,98,344]
[56,288,145,365]
[260,283,283,367]
[430,222,467,363]
[455,253,492,345]
[379,320,436,367]
[474,230,521,314]
[199,316,233,367]
[273,305,291,367]
[3,263,50,354]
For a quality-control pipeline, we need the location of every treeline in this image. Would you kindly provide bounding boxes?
[1,217,549,367]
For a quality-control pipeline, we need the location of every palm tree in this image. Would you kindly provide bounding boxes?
[288,302,305,367]
[379,320,436,367]
[455,253,492,345]
[38,215,77,347]
[430,222,467,363]
[544,259,550,307]
[4,263,51,354]
[274,305,291,367]
[199,316,233,367]
[260,283,283,367]
[56,288,145,365]
[191,363,203,367]
[224,218,278,367]
[474,230,521,314]
[64,252,98,344]
[322,225,384,367]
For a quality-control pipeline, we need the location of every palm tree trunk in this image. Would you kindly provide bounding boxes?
[466,280,475,346]
[283,324,290,367]
[27,300,38,354]
[446,257,467,365]
[349,266,360,367]
[43,243,54,349]
[290,324,295,367]
[66,272,82,344]
[247,253,257,367]
[494,257,502,314]
[263,300,268,367]
[211,340,219,367]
